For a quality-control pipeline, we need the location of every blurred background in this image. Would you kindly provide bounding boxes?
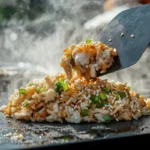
[0,0,150,105]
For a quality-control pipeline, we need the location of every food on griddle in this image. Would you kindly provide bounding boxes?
[0,72,150,123]
[60,41,117,79]
[1,41,150,123]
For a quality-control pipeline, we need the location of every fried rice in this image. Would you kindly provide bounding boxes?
[60,40,117,79]
[1,72,150,123]
[1,41,150,123]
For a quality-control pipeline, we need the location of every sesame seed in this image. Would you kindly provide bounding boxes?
[85,65,89,68]
[116,118,119,121]
[109,39,112,42]
[113,48,117,52]
[131,34,135,38]
[120,33,124,37]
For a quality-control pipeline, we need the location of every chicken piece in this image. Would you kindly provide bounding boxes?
[60,41,117,79]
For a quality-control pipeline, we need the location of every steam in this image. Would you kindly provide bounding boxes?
[0,0,104,75]
[0,0,150,98]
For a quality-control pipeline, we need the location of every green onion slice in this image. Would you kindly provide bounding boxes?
[115,93,120,100]
[81,109,88,117]
[136,93,140,98]
[127,86,131,90]
[103,115,111,123]
[90,95,99,104]
[23,101,29,107]
[19,88,26,95]
[118,92,126,99]
[62,136,69,140]
[86,39,91,43]
[55,79,68,93]
[104,88,111,94]
[36,87,45,93]
[70,55,74,61]
[28,83,34,86]
[100,92,107,100]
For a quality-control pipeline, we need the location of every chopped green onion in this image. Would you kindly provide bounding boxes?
[63,83,68,91]
[36,87,45,93]
[118,92,126,99]
[81,109,88,117]
[136,93,139,98]
[103,115,111,123]
[70,55,74,61]
[90,95,99,104]
[115,93,120,100]
[104,88,111,94]
[127,86,131,90]
[55,79,68,93]
[100,92,107,100]
[28,83,33,86]
[19,88,26,95]
[55,80,63,93]
[23,101,29,107]
[96,102,106,108]
[86,39,91,44]
[62,136,69,140]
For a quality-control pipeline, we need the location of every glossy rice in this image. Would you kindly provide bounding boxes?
[1,72,150,123]
[1,41,150,123]
[60,41,117,79]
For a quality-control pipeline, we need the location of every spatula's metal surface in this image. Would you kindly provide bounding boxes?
[99,4,150,75]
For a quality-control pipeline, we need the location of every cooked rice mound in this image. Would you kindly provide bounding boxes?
[1,72,150,123]
[60,41,117,79]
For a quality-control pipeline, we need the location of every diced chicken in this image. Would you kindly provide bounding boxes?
[60,41,117,79]
[43,89,56,102]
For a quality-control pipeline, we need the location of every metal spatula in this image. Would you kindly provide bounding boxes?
[99,4,150,76]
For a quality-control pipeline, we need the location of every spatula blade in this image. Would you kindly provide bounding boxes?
[99,4,150,74]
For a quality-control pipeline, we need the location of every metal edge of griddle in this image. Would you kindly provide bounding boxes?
[7,132,150,150]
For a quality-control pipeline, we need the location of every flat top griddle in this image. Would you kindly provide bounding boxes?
[0,70,150,150]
